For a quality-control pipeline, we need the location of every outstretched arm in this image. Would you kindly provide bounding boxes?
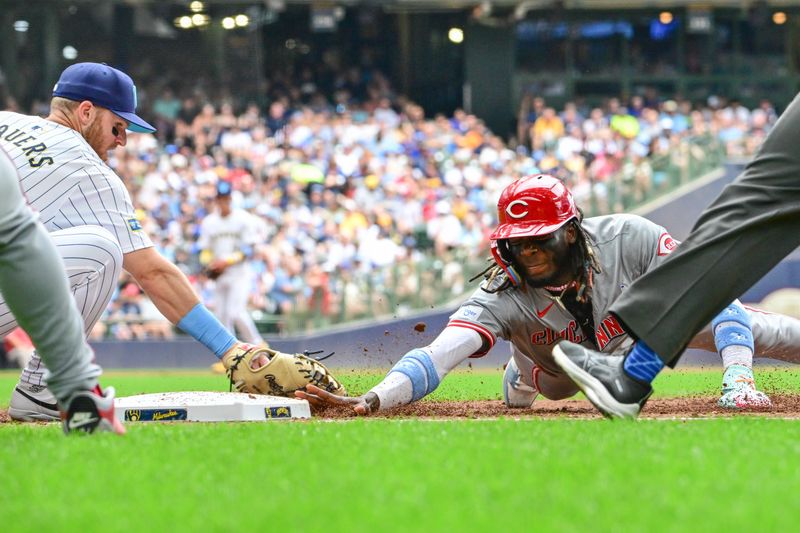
[124,247,200,322]
[297,326,484,414]
[123,247,240,358]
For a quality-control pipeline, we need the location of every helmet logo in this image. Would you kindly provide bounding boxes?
[506,200,529,219]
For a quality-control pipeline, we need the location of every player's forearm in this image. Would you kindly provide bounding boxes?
[136,261,200,323]
[140,265,239,358]
[125,248,198,323]
[370,326,483,411]
[125,249,237,357]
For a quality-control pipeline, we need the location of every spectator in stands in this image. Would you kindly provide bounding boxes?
[152,88,182,143]
[517,92,545,147]
[530,107,565,153]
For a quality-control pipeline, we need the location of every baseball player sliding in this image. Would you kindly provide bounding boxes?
[299,174,800,414]
[0,62,259,421]
[0,147,122,434]
[199,181,263,345]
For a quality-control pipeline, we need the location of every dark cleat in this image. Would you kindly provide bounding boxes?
[552,341,652,419]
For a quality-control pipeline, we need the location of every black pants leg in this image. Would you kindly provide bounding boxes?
[611,93,800,364]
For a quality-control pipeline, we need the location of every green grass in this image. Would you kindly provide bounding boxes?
[1,367,799,531]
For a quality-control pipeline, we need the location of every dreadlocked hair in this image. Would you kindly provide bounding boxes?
[567,208,602,303]
[468,259,512,294]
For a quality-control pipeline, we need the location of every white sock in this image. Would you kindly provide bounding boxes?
[19,352,47,389]
[371,372,413,411]
[720,346,753,370]
[714,321,753,369]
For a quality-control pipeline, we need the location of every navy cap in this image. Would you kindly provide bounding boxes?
[217,181,233,196]
[53,62,156,133]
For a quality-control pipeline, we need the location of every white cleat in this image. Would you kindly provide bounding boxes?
[717,365,772,410]
[718,389,772,409]
[8,385,59,421]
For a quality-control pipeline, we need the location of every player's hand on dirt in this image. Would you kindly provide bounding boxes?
[296,384,379,415]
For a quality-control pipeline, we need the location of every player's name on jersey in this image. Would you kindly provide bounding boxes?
[211,231,246,242]
[0,123,53,168]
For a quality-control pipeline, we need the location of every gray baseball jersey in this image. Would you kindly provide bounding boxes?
[449,214,800,379]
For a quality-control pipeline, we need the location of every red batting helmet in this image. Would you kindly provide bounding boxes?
[489,174,578,286]
[489,174,577,241]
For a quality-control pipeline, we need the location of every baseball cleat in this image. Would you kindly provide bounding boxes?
[552,341,652,419]
[718,364,772,410]
[62,385,125,435]
[9,384,59,422]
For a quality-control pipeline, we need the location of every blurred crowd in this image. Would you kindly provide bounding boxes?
[516,91,777,209]
[0,64,780,342]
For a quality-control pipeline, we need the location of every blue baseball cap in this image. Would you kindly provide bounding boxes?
[217,180,233,196]
[53,62,156,133]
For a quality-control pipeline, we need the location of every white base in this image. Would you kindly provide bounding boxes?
[114,391,311,422]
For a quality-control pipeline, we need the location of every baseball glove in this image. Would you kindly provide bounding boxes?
[222,344,346,397]
[204,259,227,280]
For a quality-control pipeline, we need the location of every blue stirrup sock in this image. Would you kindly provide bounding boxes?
[623,340,664,383]
[711,303,754,368]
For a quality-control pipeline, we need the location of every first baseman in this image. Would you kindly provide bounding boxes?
[0,62,254,421]
[0,146,122,434]
[298,174,800,414]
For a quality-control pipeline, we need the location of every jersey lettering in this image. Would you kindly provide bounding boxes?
[22,142,47,158]
[12,135,36,147]
[595,315,626,350]
[29,156,54,168]
[0,122,53,168]
[3,129,26,142]
[210,231,246,242]
[531,320,585,345]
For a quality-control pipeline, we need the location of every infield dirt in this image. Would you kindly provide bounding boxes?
[307,394,800,419]
[3,395,799,423]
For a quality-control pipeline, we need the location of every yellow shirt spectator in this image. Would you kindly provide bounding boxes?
[610,112,640,139]
[340,209,369,240]
[530,108,565,151]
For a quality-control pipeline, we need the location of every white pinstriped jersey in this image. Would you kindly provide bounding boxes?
[198,208,259,280]
[0,111,152,253]
[448,214,676,375]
